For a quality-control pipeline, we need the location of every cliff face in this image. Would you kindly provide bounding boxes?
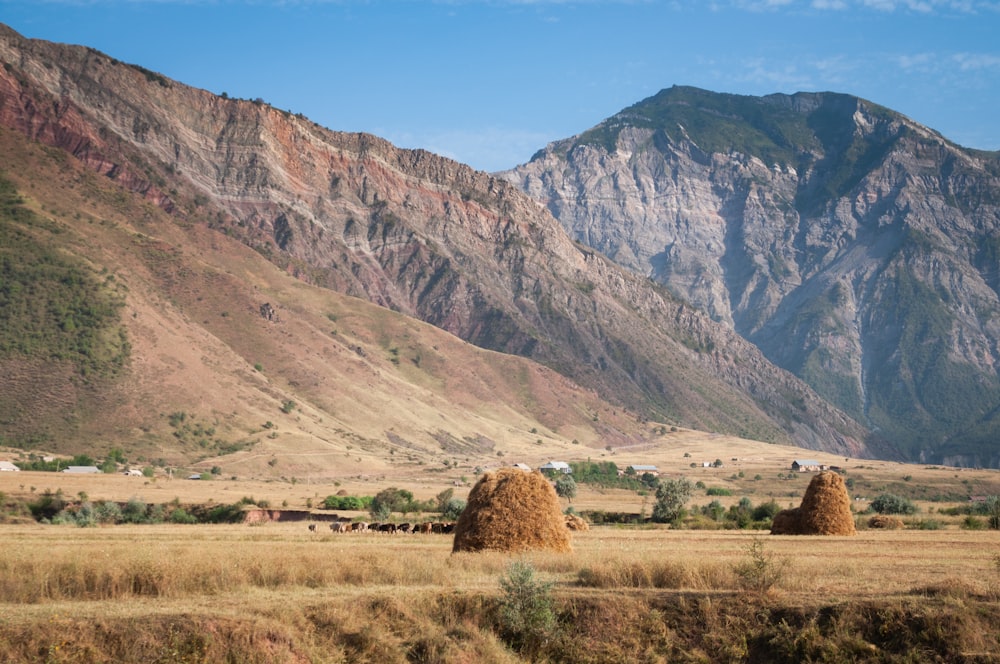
[0,26,879,458]
[502,86,1000,465]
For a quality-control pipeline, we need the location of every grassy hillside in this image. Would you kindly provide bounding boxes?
[0,124,662,481]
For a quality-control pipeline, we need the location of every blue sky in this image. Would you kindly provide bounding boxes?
[3,1,999,172]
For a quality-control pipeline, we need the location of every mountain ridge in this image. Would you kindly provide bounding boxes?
[503,84,1000,466]
[0,25,884,473]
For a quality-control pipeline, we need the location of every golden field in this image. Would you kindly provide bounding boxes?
[3,440,1000,662]
[2,520,1000,661]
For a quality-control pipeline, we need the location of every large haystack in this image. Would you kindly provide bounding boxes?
[770,471,856,536]
[452,468,572,553]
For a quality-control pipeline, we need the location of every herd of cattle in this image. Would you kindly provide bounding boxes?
[308,521,457,534]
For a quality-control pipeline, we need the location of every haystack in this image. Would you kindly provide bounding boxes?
[868,514,904,530]
[452,468,572,553]
[564,513,590,531]
[770,471,856,536]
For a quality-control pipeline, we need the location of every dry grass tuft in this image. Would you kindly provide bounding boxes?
[771,471,856,535]
[452,469,571,554]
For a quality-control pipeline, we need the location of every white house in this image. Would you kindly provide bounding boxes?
[511,463,532,471]
[791,460,824,472]
[61,466,101,474]
[539,461,571,474]
[0,461,20,472]
[627,464,658,475]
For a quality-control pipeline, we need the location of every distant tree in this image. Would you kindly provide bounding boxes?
[870,493,917,515]
[441,498,467,521]
[435,488,455,512]
[370,487,414,517]
[652,477,693,524]
[554,475,577,503]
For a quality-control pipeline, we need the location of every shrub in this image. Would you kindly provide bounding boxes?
[121,498,148,524]
[706,487,732,496]
[733,536,788,594]
[497,560,557,655]
[441,498,467,521]
[95,501,123,524]
[370,487,414,516]
[28,490,66,521]
[169,508,197,524]
[870,493,917,515]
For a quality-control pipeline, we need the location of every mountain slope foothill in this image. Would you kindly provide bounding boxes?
[0,25,890,478]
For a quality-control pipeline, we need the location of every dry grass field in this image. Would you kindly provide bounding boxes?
[1,521,999,662]
[4,436,1000,661]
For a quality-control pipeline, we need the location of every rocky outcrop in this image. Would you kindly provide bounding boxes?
[503,86,1000,465]
[0,26,880,457]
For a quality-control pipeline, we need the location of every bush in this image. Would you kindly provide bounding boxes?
[28,490,66,521]
[169,508,197,524]
[497,560,557,655]
[370,488,415,516]
[870,493,917,515]
[121,498,148,524]
[733,536,788,594]
[706,487,732,496]
[441,498,467,521]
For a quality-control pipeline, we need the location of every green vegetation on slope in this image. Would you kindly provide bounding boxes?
[0,174,129,379]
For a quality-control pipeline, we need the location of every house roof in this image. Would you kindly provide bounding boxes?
[539,461,570,469]
[628,464,658,471]
[0,461,20,471]
[792,460,821,466]
[62,466,101,473]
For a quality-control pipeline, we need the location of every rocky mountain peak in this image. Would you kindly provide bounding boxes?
[503,85,1000,466]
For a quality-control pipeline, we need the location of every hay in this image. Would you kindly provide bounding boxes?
[868,514,904,530]
[769,507,803,535]
[564,513,590,531]
[770,471,856,536]
[452,468,572,553]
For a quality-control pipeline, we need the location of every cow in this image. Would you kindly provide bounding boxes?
[397,523,411,534]
[442,522,456,534]
[308,524,317,532]
[330,521,350,533]
[351,522,369,533]
[378,522,397,534]
[418,522,434,534]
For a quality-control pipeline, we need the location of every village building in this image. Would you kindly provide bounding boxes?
[538,461,571,474]
[791,459,826,472]
[61,466,101,474]
[626,464,658,475]
[0,461,20,472]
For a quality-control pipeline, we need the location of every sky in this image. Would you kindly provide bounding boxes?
[3,1,999,173]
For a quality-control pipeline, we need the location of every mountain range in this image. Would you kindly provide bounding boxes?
[2,24,994,470]
[502,86,1000,467]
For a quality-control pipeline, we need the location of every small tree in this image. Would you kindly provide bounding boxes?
[652,477,693,524]
[441,497,467,521]
[554,475,577,503]
[370,487,414,517]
